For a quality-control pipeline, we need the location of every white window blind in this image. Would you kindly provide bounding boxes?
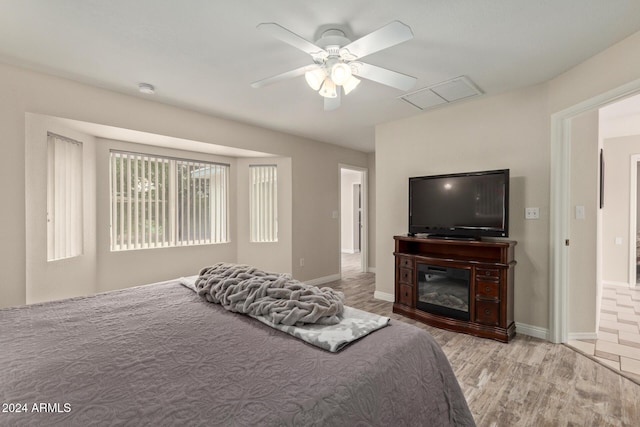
[250,165,277,242]
[47,133,83,261]
[176,160,229,246]
[109,151,228,251]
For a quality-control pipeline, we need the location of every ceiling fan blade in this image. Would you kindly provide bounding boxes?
[339,21,413,60]
[251,64,317,88]
[353,62,417,91]
[258,23,327,60]
[324,89,341,111]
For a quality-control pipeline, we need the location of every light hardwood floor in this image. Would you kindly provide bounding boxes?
[332,255,640,426]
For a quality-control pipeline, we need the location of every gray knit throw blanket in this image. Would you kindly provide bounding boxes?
[195,263,345,326]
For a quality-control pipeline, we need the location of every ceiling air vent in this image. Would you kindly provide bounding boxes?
[400,76,483,110]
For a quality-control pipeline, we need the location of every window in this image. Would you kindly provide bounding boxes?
[47,133,83,261]
[250,165,277,242]
[110,151,229,251]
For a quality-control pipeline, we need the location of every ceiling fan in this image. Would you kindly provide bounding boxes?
[251,21,417,111]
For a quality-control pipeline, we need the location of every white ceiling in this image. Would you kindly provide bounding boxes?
[2,1,640,153]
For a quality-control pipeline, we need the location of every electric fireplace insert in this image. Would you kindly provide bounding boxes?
[416,264,470,321]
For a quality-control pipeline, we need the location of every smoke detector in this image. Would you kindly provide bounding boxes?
[138,83,155,94]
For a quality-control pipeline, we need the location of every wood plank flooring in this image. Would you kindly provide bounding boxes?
[331,256,640,426]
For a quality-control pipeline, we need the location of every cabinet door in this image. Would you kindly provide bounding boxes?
[475,300,500,326]
[398,284,413,306]
[399,267,413,285]
[476,280,500,299]
[398,256,413,269]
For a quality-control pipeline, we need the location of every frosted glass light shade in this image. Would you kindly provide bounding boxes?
[318,78,337,98]
[342,76,361,95]
[330,62,352,85]
[304,68,326,91]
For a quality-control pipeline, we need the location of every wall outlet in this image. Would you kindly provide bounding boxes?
[299,258,305,267]
[525,207,540,219]
[575,205,585,220]
[615,237,623,245]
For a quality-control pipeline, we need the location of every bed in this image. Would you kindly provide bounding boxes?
[0,276,475,426]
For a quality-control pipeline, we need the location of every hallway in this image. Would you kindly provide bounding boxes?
[341,252,362,276]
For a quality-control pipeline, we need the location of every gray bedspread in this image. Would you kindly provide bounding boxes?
[0,279,475,426]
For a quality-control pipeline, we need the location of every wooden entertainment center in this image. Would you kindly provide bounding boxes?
[393,235,516,342]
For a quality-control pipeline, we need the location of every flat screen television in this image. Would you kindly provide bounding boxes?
[408,169,509,239]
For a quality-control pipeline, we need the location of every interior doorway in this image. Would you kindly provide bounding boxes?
[550,79,640,344]
[599,94,640,290]
[567,101,640,379]
[340,166,367,275]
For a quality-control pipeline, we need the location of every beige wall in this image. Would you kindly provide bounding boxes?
[0,62,369,308]
[25,114,98,303]
[601,111,640,138]
[601,135,640,285]
[376,84,550,325]
[547,32,640,114]
[376,29,640,334]
[568,111,599,333]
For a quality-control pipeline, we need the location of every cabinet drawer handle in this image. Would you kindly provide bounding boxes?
[484,309,491,315]
[485,286,491,293]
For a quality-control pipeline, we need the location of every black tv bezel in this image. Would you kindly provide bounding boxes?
[408,169,510,239]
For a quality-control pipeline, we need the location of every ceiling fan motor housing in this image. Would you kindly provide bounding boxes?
[316,29,351,48]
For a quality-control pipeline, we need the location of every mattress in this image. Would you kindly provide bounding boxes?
[0,279,475,426]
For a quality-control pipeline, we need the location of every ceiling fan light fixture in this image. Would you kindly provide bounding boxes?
[253,21,416,110]
[330,62,352,85]
[319,78,337,98]
[304,68,326,91]
[343,76,361,95]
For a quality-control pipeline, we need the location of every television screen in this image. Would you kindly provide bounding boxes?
[409,169,509,238]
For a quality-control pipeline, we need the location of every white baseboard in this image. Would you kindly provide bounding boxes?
[568,332,598,340]
[341,249,356,254]
[602,280,630,287]
[516,322,549,340]
[304,274,341,287]
[518,326,596,342]
[374,290,394,302]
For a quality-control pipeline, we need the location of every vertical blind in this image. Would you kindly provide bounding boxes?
[47,133,83,261]
[109,151,228,251]
[250,165,278,242]
[175,160,229,246]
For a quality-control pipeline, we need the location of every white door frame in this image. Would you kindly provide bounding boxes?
[353,183,362,252]
[629,155,640,288]
[550,78,640,343]
[339,164,368,274]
